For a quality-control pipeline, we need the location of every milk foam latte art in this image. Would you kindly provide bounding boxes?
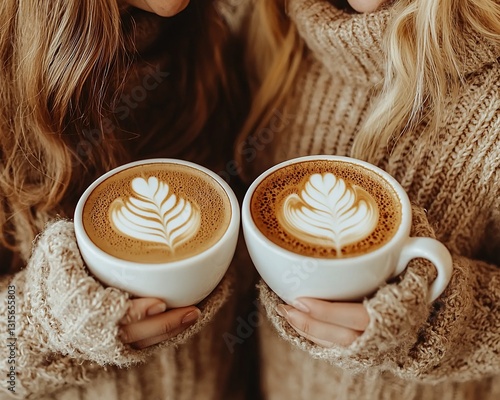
[279,172,380,255]
[109,176,202,251]
[250,160,402,258]
[83,163,231,263]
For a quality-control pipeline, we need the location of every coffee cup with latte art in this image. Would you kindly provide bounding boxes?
[74,159,239,307]
[242,155,452,304]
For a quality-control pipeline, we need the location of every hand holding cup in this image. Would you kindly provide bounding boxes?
[242,155,453,305]
[74,159,240,308]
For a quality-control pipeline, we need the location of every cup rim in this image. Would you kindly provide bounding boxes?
[242,155,412,263]
[74,158,240,271]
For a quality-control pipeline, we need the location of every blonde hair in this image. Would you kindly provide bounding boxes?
[0,1,234,253]
[356,0,500,161]
[240,0,500,164]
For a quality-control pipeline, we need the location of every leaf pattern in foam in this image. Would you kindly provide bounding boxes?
[278,173,379,255]
[109,176,201,251]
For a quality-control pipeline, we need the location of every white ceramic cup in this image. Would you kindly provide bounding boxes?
[242,155,453,304]
[74,159,240,308]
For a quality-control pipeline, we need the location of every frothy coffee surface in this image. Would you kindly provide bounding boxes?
[83,163,231,263]
[250,160,402,258]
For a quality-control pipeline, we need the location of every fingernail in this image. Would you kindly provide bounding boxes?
[146,302,167,316]
[181,309,201,325]
[276,305,289,318]
[292,300,310,313]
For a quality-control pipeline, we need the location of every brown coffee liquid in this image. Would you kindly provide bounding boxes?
[250,160,402,258]
[83,163,231,263]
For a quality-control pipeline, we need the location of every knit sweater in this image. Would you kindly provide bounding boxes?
[238,0,500,399]
[0,220,240,400]
[0,3,252,399]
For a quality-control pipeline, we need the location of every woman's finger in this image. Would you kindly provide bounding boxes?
[277,305,362,347]
[119,298,167,325]
[119,306,200,344]
[292,299,370,331]
[130,325,192,349]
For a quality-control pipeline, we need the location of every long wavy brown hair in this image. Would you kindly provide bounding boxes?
[239,0,500,166]
[0,0,239,255]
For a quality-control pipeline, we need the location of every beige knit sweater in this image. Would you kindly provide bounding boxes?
[238,0,500,399]
[0,2,253,399]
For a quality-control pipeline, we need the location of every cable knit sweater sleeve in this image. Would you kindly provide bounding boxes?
[0,220,232,399]
[259,204,500,383]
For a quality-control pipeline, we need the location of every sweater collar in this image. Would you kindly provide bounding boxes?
[287,0,500,84]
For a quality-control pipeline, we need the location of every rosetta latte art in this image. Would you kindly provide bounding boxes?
[278,173,379,256]
[109,176,201,251]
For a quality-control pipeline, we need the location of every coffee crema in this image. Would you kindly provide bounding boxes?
[250,160,402,258]
[83,163,231,263]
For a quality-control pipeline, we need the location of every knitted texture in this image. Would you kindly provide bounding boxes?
[0,220,235,399]
[26,220,136,366]
[258,206,500,384]
[239,0,500,399]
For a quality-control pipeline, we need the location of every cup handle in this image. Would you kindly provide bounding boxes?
[393,237,453,302]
